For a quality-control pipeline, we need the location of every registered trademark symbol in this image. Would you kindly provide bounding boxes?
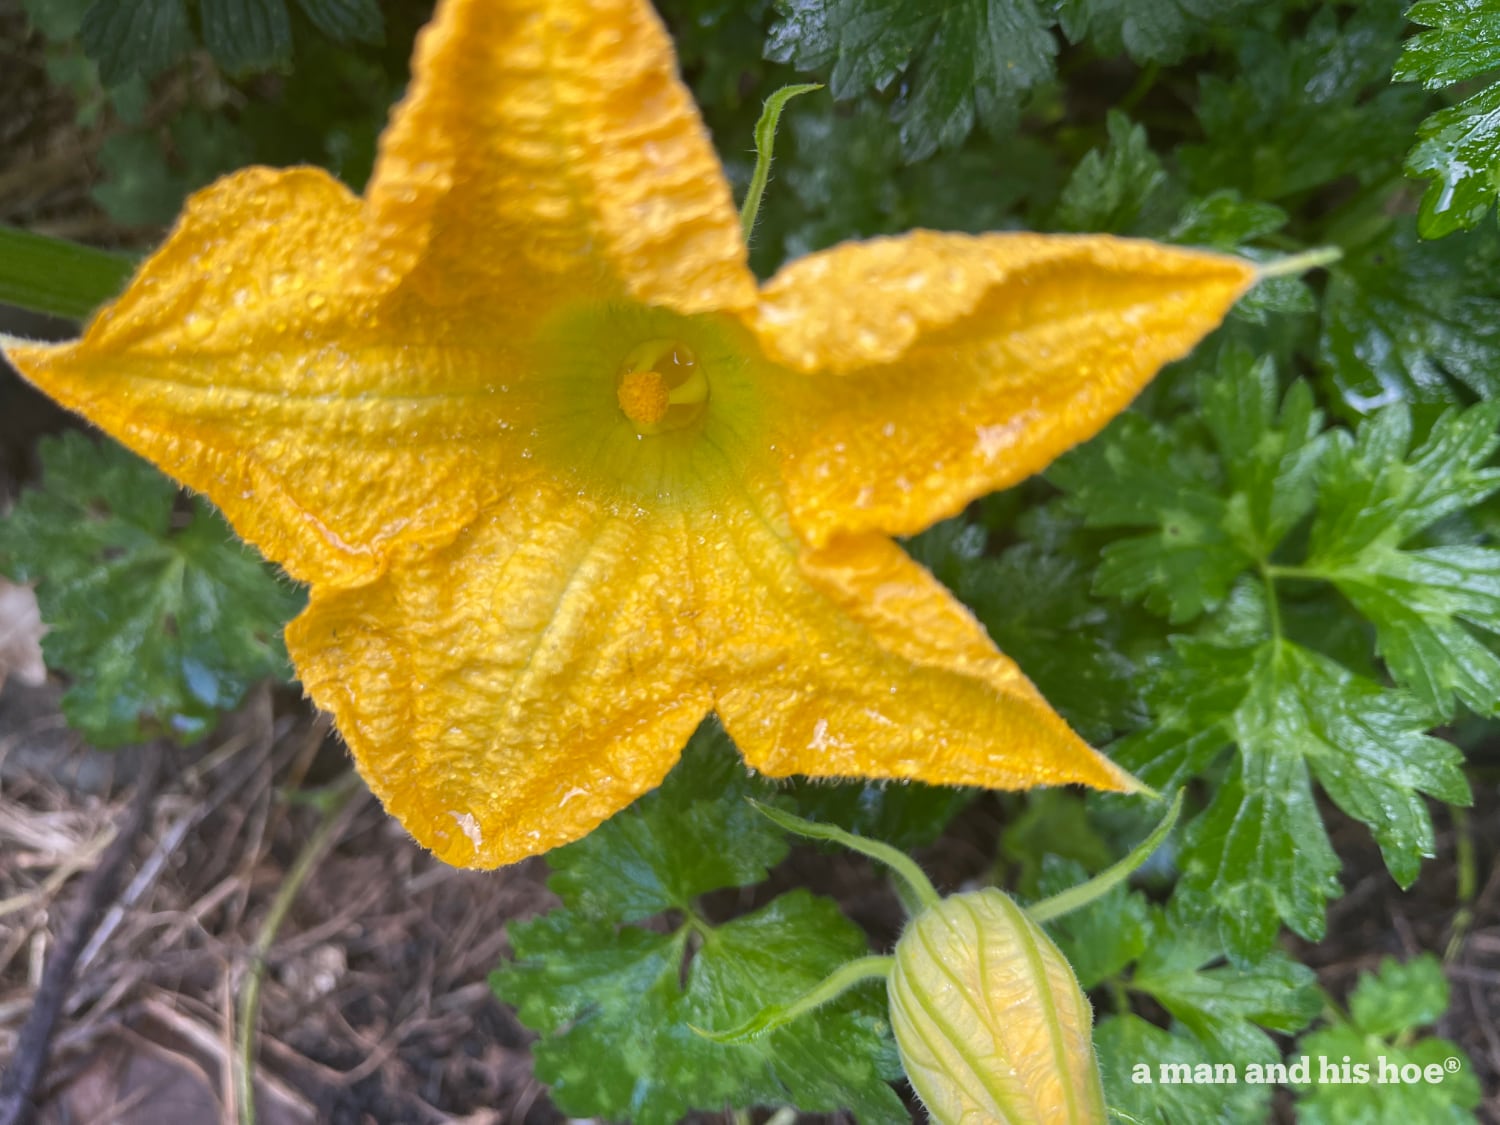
[1445,1056,1462,1074]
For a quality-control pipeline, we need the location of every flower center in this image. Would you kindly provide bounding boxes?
[615,339,708,434]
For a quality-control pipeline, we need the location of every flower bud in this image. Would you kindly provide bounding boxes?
[888,888,1105,1125]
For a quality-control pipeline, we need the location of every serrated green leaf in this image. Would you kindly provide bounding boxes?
[0,434,303,745]
[1319,220,1500,407]
[1348,954,1450,1036]
[1053,110,1167,233]
[493,891,905,1125]
[200,0,292,74]
[1115,584,1466,961]
[1056,0,1253,63]
[295,0,383,44]
[1129,902,1322,1061]
[1395,0,1500,236]
[1180,2,1424,201]
[1169,189,1288,250]
[1052,349,1321,624]
[1295,955,1480,1124]
[1095,1014,1272,1124]
[545,725,789,922]
[1306,403,1500,717]
[765,0,1056,160]
[79,0,191,85]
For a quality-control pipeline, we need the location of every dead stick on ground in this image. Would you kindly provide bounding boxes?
[235,770,366,1125]
[0,741,165,1125]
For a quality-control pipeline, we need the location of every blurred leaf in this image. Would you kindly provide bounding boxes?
[1053,110,1167,233]
[1096,1014,1272,1123]
[0,225,135,320]
[295,0,384,44]
[0,434,303,745]
[79,0,192,85]
[1056,0,1253,63]
[1294,955,1480,1123]
[765,0,1057,160]
[1319,220,1500,408]
[1179,2,1425,201]
[200,0,293,74]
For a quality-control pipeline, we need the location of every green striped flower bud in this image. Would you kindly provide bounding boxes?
[888,888,1105,1125]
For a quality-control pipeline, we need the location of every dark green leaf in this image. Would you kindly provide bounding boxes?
[200,0,293,74]
[1052,110,1167,233]
[79,0,192,85]
[1056,0,1253,63]
[0,225,135,320]
[765,0,1057,160]
[779,778,972,850]
[546,725,790,922]
[1169,189,1288,250]
[1307,403,1500,717]
[1319,220,1500,406]
[0,434,303,745]
[1179,2,1424,201]
[295,0,383,44]
[1395,0,1500,236]
[493,891,905,1125]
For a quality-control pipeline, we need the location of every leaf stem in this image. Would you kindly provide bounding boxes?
[1028,790,1183,925]
[739,84,822,242]
[1255,245,1342,280]
[693,955,894,1043]
[749,800,941,912]
[235,771,365,1125]
[0,225,136,320]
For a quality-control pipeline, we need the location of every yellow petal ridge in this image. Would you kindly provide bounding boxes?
[748,231,1257,546]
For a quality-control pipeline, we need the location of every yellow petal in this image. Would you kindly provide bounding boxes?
[2,166,536,588]
[360,0,756,320]
[288,480,713,868]
[705,480,1138,792]
[747,232,1255,546]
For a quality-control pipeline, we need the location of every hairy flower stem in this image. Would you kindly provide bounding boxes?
[1256,245,1343,279]
[739,84,822,240]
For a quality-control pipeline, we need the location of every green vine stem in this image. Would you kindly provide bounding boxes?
[1028,789,1183,925]
[694,954,894,1044]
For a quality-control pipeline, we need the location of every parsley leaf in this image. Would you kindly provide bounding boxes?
[1319,220,1500,407]
[1306,403,1500,719]
[1294,955,1481,1123]
[0,434,303,745]
[1052,110,1169,233]
[1396,0,1500,237]
[1179,2,1424,202]
[1056,0,1251,64]
[1051,347,1322,624]
[492,730,905,1124]
[1118,587,1469,962]
[765,0,1057,160]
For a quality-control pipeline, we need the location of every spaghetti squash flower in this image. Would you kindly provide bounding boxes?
[2,0,1255,867]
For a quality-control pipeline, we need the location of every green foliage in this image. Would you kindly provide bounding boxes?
[0,434,303,744]
[1053,353,1492,962]
[492,730,906,1125]
[1042,872,1320,1123]
[1397,0,1500,237]
[1294,955,1481,1123]
[1319,220,1500,406]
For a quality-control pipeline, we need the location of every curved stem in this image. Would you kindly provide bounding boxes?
[1028,789,1183,925]
[749,800,941,912]
[1255,245,1342,280]
[739,84,823,240]
[694,955,894,1044]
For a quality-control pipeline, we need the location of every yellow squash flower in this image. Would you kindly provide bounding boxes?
[2,0,1255,867]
